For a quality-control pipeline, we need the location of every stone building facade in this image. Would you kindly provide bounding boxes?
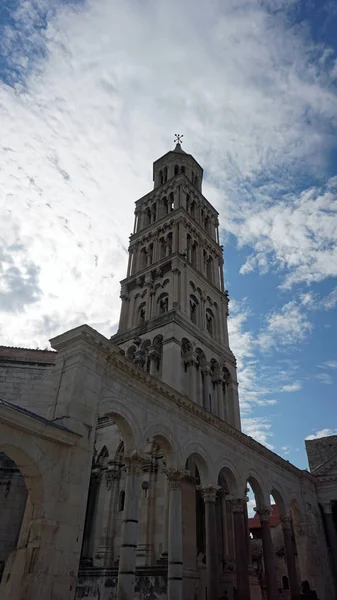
[0,142,337,600]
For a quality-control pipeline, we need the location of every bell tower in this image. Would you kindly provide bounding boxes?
[111,137,241,429]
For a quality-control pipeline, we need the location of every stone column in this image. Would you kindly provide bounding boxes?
[232,497,251,600]
[202,365,211,411]
[256,507,278,600]
[161,474,170,558]
[165,469,185,600]
[280,515,300,600]
[322,501,337,585]
[81,468,101,561]
[199,485,221,600]
[219,257,225,291]
[217,379,225,420]
[97,463,121,565]
[220,489,229,561]
[117,452,144,600]
[188,357,198,403]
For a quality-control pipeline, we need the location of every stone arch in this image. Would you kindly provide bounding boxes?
[216,465,240,495]
[0,441,44,512]
[269,481,287,517]
[97,445,109,466]
[244,470,268,509]
[142,423,181,469]
[182,444,211,485]
[99,398,141,453]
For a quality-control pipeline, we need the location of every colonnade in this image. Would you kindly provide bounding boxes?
[112,452,302,600]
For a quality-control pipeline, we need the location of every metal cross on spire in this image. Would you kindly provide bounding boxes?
[174,133,183,145]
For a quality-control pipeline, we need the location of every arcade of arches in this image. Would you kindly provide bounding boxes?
[1,141,337,600]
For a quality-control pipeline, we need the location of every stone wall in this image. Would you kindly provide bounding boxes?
[0,347,56,418]
[305,435,337,471]
[0,453,27,582]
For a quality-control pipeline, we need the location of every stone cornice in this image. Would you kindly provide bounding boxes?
[0,399,80,446]
[52,325,314,482]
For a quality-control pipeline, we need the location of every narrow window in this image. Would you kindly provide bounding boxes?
[119,490,125,512]
[174,164,179,176]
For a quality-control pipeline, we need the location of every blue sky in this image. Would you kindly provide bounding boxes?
[0,0,336,469]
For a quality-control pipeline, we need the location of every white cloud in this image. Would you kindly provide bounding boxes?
[282,382,302,392]
[306,428,337,440]
[258,301,313,350]
[315,373,333,385]
[233,178,337,289]
[242,417,274,450]
[320,360,337,370]
[321,287,337,310]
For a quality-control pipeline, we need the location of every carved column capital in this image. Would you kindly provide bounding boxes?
[123,451,147,475]
[230,497,246,513]
[105,466,120,490]
[280,514,292,529]
[197,484,221,503]
[254,506,272,521]
[164,468,186,490]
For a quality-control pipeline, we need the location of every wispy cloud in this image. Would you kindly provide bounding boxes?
[257,301,313,350]
[320,360,337,370]
[242,417,274,450]
[315,372,333,385]
[306,428,337,440]
[282,382,302,392]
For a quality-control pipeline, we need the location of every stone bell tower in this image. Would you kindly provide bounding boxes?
[111,137,241,429]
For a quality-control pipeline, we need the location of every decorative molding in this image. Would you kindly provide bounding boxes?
[163,468,187,490]
[197,484,221,503]
[123,451,147,475]
[254,506,272,522]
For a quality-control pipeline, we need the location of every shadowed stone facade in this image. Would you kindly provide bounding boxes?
[0,142,336,600]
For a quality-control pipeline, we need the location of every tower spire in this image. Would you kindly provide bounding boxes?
[173,133,184,153]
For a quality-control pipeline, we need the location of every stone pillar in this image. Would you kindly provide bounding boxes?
[322,501,337,585]
[220,489,229,561]
[162,474,170,558]
[217,379,225,420]
[165,469,185,600]
[232,498,251,600]
[188,357,198,403]
[81,467,101,560]
[199,485,221,600]
[202,365,211,411]
[136,458,157,566]
[256,507,278,600]
[96,463,121,565]
[280,515,300,600]
[219,257,225,291]
[119,286,130,331]
[117,452,144,600]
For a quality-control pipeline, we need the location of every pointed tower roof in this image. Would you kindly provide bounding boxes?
[173,141,186,154]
